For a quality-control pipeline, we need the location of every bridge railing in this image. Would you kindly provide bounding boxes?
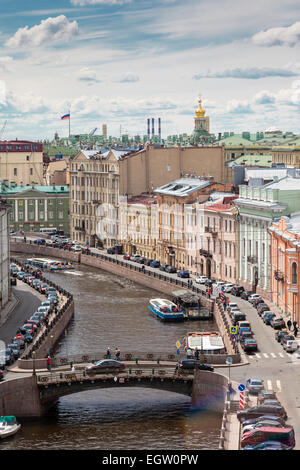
[36,367,189,385]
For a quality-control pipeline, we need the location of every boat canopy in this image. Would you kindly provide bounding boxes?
[0,416,16,424]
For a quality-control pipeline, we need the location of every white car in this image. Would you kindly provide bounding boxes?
[71,245,82,252]
[195,276,208,284]
[248,294,261,304]
[246,378,264,394]
[283,340,298,353]
[223,283,234,293]
[213,281,225,289]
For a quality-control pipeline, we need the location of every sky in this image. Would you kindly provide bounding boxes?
[1,0,300,140]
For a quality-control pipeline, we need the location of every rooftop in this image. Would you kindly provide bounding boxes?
[0,183,69,195]
[154,178,211,197]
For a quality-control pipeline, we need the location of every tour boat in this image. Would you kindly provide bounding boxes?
[0,416,21,439]
[149,298,185,321]
[27,258,74,271]
[185,331,226,355]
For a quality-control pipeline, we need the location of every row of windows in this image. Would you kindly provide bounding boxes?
[0,145,39,151]
[10,211,64,220]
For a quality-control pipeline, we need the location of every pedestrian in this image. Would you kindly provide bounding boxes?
[287,319,292,330]
[187,348,192,358]
[294,326,298,337]
[107,347,111,359]
[115,347,120,361]
[194,347,199,360]
[293,321,298,330]
[141,265,145,273]
[46,355,51,372]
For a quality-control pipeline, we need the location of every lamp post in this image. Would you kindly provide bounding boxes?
[32,351,36,377]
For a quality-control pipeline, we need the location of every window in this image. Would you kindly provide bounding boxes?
[292,262,297,284]
[14,168,17,176]
[58,211,64,219]
[49,211,54,219]
[30,168,33,175]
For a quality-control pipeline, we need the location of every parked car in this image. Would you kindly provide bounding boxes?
[46,287,57,295]
[241,426,295,449]
[0,369,3,381]
[239,331,254,343]
[17,271,25,280]
[165,265,177,273]
[257,303,270,315]
[223,283,234,293]
[237,404,287,422]
[177,270,190,278]
[71,245,82,252]
[275,329,289,343]
[257,390,277,404]
[241,415,286,427]
[39,283,49,294]
[85,359,126,375]
[145,259,154,266]
[248,294,261,305]
[195,276,208,284]
[241,290,253,300]
[262,312,276,324]
[232,312,246,326]
[123,254,131,260]
[7,343,20,359]
[242,338,258,353]
[150,260,160,268]
[33,238,46,245]
[283,340,298,353]
[212,281,225,289]
[231,285,244,296]
[175,359,214,373]
[242,419,287,435]
[136,257,146,264]
[159,264,169,272]
[271,317,286,330]
[246,378,264,394]
[242,440,294,451]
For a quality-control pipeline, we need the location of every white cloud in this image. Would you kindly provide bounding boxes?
[253,90,276,104]
[70,0,132,5]
[118,72,140,83]
[252,21,300,47]
[193,67,298,79]
[0,81,6,106]
[226,99,254,114]
[77,67,101,84]
[5,15,79,48]
[0,57,13,73]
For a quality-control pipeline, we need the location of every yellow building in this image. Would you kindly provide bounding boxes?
[0,140,44,186]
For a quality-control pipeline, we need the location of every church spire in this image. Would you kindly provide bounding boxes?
[195,93,206,118]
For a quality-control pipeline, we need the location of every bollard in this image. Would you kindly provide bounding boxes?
[157,357,160,364]
[152,368,155,375]
[135,357,138,364]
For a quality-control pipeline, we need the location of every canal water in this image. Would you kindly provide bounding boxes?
[2,260,222,450]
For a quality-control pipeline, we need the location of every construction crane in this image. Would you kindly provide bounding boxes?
[89,128,97,136]
[0,120,7,140]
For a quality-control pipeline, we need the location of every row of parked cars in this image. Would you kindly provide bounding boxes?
[33,236,82,252]
[121,253,191,278]
[226,302,258,353]
[0,263,59,379]
[237,379,294,450]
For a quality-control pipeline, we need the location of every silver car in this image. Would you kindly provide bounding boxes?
[246,378,264,394]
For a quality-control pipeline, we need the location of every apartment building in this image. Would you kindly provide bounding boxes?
[0,140,44,186]
[0,199,10,312]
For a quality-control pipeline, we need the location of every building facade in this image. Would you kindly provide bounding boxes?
[0,182,70,234]
[268,213,300,325]
[0,140,44,186]
[0,199,10,311]
[234,177,300,299]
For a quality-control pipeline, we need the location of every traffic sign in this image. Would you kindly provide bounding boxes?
[16,334,22,340]
[238,384,245,391]
[176,348,180,356]
[230,326,238,335]
[176,340,181,348]
[226,357,233,365]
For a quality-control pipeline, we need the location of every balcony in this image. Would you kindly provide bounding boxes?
[205,226,218,236]
[199,248,212,258]
[247,255,258,264]
[75,226,86,232]
[274,270,284,282]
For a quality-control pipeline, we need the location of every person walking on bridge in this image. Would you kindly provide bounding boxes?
[107,348,111,359]
[115,347,120,361]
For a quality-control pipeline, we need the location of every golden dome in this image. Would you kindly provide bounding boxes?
[195,93,206,118]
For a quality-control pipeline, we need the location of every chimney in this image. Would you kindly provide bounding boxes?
[147,118,150,142]
[151,118,155,138]
[158,117,161,142]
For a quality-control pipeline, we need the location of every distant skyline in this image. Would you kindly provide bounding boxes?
[1,0,300,140]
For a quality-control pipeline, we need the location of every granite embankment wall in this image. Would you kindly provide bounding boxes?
[192,369,228,412]
[0,376,43,417]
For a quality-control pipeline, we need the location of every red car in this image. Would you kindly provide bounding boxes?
[123,254,131,260]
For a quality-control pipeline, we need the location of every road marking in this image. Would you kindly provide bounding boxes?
[278,352,285,358]
[270,353,276,358]
[267,380,273,390]
[276,380,282,392]
[263,353,269,358]
[255,353,261,359]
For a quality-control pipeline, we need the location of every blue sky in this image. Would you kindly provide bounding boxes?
[1,0,300,140]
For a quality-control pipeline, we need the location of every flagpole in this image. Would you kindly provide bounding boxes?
[69,110,71,138]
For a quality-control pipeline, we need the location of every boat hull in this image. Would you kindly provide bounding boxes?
[0,424,21,439]
[149,305,185,321]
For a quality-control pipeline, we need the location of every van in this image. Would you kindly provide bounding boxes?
[241,426,295,449]
[232,313,246,325]
[238,321,251,330]
[283,340,298,353]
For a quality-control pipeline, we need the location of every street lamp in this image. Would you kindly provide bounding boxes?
[32,351,36,377]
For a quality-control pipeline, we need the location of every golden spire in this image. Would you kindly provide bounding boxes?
[195,93,205,118]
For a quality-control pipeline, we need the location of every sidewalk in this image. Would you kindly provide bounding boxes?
[0,291,19,328]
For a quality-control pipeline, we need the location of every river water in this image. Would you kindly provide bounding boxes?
[2,260,222,450]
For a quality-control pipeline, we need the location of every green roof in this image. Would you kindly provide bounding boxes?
[227,154,272,167]
[0,184,69,195]
[215,135,262,147]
